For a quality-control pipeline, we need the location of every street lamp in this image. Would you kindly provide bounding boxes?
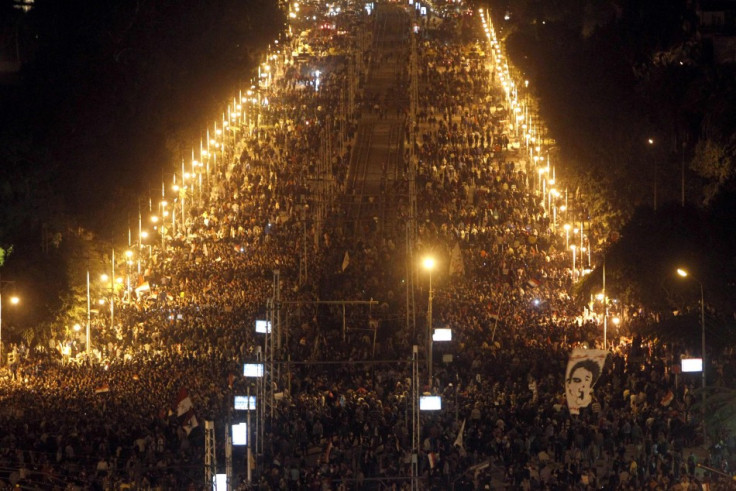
[649,138,657,211]
[550,189,560,229]
[101,249,116,332]
[676,267,706,449]
[422,256,436,387]
[86,271,91,356]
[0,286,20,364]
[125,250,134,299]
[570,245,577,280]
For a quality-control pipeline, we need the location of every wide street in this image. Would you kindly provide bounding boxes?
[0,1,721,490]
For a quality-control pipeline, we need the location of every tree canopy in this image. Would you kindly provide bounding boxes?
[495,0,736,349]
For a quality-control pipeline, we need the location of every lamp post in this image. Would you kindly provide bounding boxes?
[570,245,577,280]
[602,260,607,349]
[676,267,706,449]
[0,278,19,364]
[101,249,115,332]
[125,250,134,298]
[86,271,91,355]
[649,138,657,211]
[423,256,435,387]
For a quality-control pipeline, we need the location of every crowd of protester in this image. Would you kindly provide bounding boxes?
[1,1,734,490]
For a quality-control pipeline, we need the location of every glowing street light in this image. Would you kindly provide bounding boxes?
[422,256,436,386]
[570,245,577,280]
[676,267,707,449]
[0,282,19,364]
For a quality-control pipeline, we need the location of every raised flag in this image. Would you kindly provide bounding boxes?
[323,441,333,462]
[173,388,198,434]
[660,390,674,407]
[453,419,466,449]
[565,348,608,415]
[175,388,193,417]
[135,282,150,294]
[182,412,198,435]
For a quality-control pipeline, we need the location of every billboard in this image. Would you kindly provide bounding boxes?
[234,395,256,411]
[419,396,442,411]
[433,328,452,341]
[232,422,247,446]
[243,364,264,377]
[255,320,271,333]
[681,358,703,373]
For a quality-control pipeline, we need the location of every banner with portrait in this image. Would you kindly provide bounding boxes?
[565,348,607,415]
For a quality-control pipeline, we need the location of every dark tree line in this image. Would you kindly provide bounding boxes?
[498,0,736,219]
[492,0,736,349]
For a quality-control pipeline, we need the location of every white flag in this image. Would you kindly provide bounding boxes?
[453,419,466,449]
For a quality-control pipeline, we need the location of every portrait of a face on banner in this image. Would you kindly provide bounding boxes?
[565,348,608,415]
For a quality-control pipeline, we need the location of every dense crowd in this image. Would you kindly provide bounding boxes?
[1,1,734,490]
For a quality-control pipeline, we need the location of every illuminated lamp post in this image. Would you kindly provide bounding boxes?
[676,267,707,449]
[423,256,435,387]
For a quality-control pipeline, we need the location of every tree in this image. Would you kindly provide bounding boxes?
[579,194,736,350]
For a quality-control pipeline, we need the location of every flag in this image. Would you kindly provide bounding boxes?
[660,390,674,407]
[449,243,465,276]
[174,388,193,417]
[341,251,350,272]
[565,348,608,415]
[182,412,198,435]
[467,460,491,473]
[323,441,333,463]
[453,419,466,449]
[173,388,198,434]
[428,452,439,469]
[95,384,110,395]
[527,278,540,288]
